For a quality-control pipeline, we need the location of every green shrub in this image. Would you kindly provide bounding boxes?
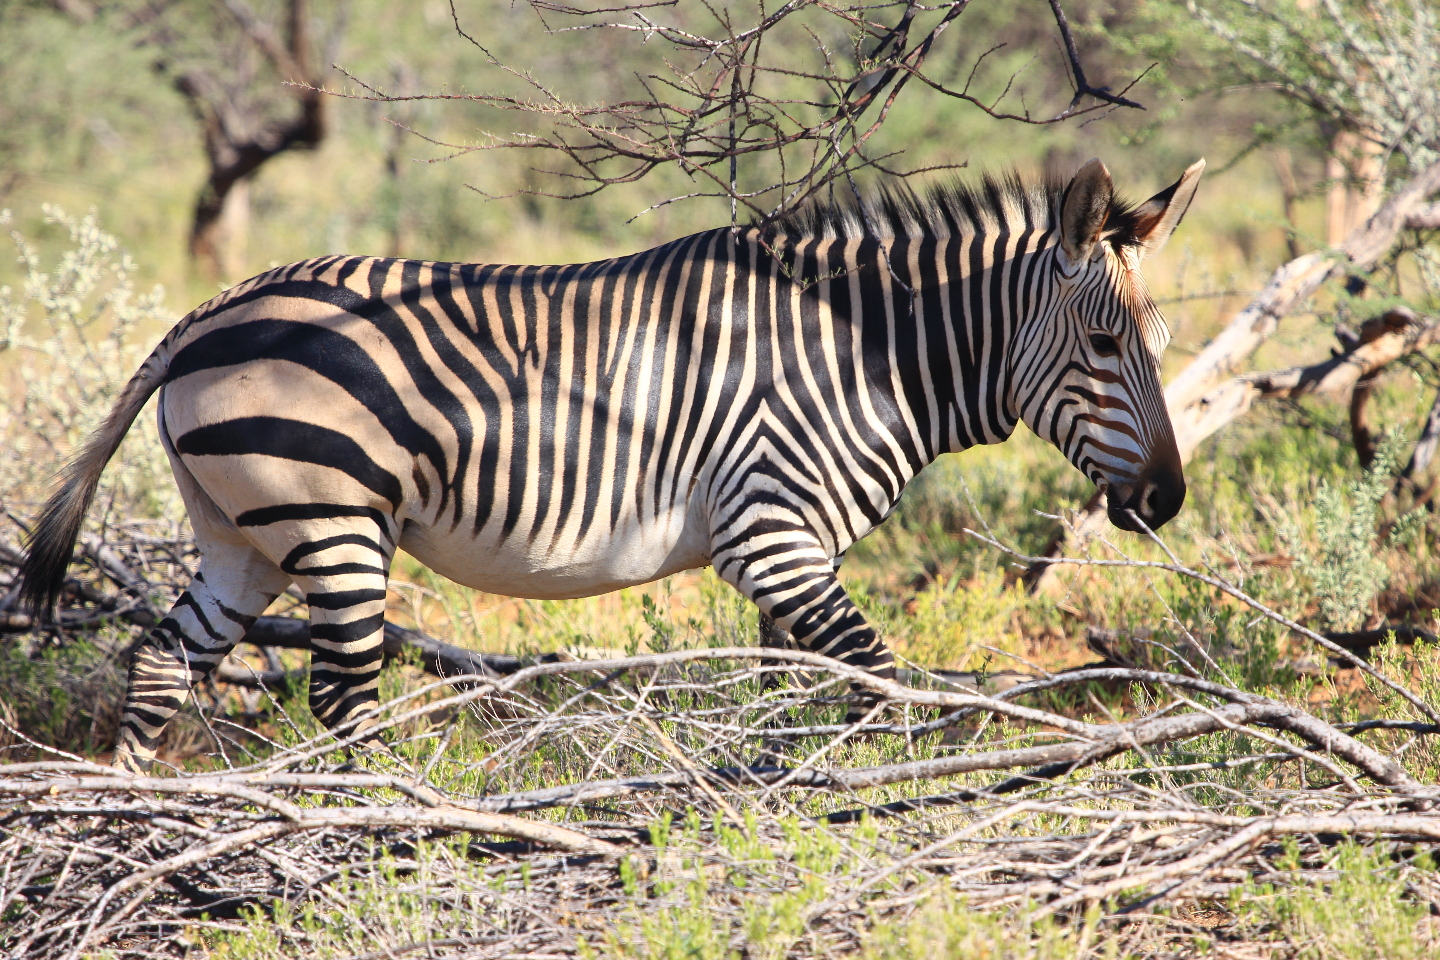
[0,204,176,518]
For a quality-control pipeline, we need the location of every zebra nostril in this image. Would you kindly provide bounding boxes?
[1141,483,1159,519]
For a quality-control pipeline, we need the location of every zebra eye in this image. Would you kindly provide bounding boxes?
[1088,332,1120,357]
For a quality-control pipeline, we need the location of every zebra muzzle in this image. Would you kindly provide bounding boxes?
[1106,456,1186,533]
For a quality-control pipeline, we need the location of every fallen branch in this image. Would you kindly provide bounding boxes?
[1166,161,1440,412]
[1323,624,1439,653]
[202,648,1420,793]
[1178,306,1440,459]
[240,617,572,680]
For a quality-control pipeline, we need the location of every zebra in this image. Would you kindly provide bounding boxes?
[18,158,1204,770]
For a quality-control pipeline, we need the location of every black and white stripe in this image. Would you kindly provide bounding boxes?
[19,158,1204,768]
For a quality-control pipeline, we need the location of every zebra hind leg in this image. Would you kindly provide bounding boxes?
[280,530,395,761]
[114,548,290,772]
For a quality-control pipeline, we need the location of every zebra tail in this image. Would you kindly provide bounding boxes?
[18,345,170,619]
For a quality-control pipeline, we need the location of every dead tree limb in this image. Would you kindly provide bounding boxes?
[238,616,571,680]
[1176,306,1439,453]
[336,0,1148,224]
[1164,161,1440,413]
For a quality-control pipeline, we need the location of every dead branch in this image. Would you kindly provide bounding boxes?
[1323,624,1439,653]
[1165,161,1440,414]
[330,0,1147,224]
[1176,305,1439,455]
[238,616,572,681]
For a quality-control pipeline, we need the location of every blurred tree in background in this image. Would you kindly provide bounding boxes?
[40,0,348,281]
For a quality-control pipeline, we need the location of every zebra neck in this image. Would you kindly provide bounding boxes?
[800,233,1032,468]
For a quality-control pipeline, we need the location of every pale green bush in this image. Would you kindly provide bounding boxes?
[0,205,178,521]
[1270,436,1421,631]
[1238,841,1436,960]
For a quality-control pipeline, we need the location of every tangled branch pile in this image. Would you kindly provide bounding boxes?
[4,597,1440,957]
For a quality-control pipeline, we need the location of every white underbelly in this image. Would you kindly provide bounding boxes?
[398,506,712,600]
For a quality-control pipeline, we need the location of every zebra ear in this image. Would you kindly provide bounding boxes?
[1059,158,1114,273]
[1132,158,1206,258]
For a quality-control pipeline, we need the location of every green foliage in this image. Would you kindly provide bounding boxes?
[0,632,125,759]
[862,889,1094,960]
[1270,434,1416,631]
[1187,0,1440,175]
[0,205,177,517]
[1237,841,1435,960]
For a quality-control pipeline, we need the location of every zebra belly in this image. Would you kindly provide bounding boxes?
[397,508,714,600]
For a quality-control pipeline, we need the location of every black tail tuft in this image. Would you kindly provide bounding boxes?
[17,359,168,620]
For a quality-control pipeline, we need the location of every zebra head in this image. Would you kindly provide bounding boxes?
[1012,158,1205,532]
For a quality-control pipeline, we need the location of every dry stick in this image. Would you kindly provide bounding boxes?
[8,661,1418,943]
[31,682,1368,821]
[221,647,1117,776]
[1029,161,1440,589]
[1032,810,1440,920]
[239,616,561,680]
[0,655,1410,809]
[3,781,620,848]
[637,714,742,821]
[1183,305,1440,450]
[52,807,617,959]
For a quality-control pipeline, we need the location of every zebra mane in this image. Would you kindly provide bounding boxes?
[764,170,1145,248]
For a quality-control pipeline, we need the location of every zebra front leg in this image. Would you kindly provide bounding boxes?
[721,547,894,726]
[755,552,843,691]
[115,550,290,771]
[757,613,792,690]
[754,613,796,765]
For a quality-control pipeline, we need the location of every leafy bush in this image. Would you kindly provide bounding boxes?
[1238,841,1436,960]
[1271,435,1421,631]
[0,205,176,519]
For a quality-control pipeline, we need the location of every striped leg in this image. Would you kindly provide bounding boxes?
[757,552,847,689]
[115,548,289,771]
[280,530,394,752]
[721,541,893,723]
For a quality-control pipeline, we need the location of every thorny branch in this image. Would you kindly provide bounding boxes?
[323,0,1148,224]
